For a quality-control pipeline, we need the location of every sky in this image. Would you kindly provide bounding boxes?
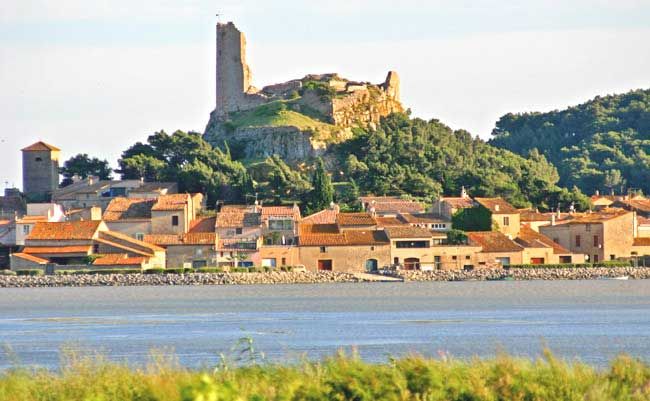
[1,0,650,191]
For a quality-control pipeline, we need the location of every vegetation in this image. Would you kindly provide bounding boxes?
[334,113,590,210]
[60,153,112,187]
[306,158,334,214]
[1,349,649,401]
[490,89,650,195]
[507,261,632,269]
[14,269,43,276]
[117,130,252,205]
[225,100,335,132]
[452,206,493,232]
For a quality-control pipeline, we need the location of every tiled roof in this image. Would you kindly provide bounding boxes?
[98,230,165,253]
[384,226,433,239]
[216,210,260,228]
[558,208,631,225]
[467,231,523,253]
[633,237,650,246]
[23,245,91,255]
[638,217,650,226]
[189,216,217,233]
[298,224,388,246]
[128,182,177,193]
[440,196,474,209]
[152,194,190,211]
[474,197,519,214]
[399,213,449,224]
[103,198,155,221]
[336,212,376,226]
[261,205,301,221]
[375,216,407,227]
[11,252,48,264]
[93,254,146,266]
[144,232,216,246]
[359,196,403,203]
[21,141,60,152]
[515,225,570,254]
[16,215,48,224]
[613,199,650,213]
[302,208,338,224]
[27,221,101,240]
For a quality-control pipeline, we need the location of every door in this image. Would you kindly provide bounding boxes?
[365,259,378,272]
[496,257,511,266]
[404,258,420,270]
[530,258,544,265]
[318,260,332,271]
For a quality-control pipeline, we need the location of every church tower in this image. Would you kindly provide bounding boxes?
[21,141,60,201]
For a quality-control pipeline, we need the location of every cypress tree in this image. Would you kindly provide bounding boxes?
[309,158,334,212]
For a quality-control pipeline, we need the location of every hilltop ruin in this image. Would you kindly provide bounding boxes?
[204,22,403,161]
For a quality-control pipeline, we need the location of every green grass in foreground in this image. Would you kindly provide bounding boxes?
[1,349,649,401]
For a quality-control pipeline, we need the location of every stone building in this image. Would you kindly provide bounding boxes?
[21,141,60,202]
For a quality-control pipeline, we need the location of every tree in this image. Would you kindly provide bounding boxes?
[307,158,334,213]
[60,154,112,187]
[120,154,165,181]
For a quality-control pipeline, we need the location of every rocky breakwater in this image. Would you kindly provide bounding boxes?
[0,271,363,288]
[396,267,650,282]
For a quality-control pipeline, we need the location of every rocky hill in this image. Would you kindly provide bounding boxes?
[203,22,402,161]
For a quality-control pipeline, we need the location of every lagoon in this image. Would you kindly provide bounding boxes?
[1,280,649,369]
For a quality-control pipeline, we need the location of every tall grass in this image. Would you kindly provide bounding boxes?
[0,348,648,401]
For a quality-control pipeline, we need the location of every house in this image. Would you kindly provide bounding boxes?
[360,196,425,216]
[515,225,585,264]
[15,203,66,245]
[144,217,218,268]
[10,220,165,272]
[301,204,339,224]
[431,187,475,219]
[53,176,177,211]
[540,208,638,263]
[298,223,390,272]
[260,205,301,269]
[467,231,524,267]
[335,212,377,230]
[473,197,521,238]
[22,141,60,202]
[518,209,574,232]
[398,213,451,232]
[215,205,263,268]
[637,217,650,238]
[0,188,25,219]
[611,199,650,218]
[384,226,438,270]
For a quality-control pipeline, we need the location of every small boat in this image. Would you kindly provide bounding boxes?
[600,275,629,281]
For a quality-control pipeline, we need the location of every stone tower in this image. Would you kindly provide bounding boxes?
[215,22,264,120]
[21,141,60,201]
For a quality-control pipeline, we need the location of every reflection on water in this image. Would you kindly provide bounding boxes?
[1,280,649,369]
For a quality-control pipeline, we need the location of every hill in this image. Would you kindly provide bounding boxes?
[489,89,650,195]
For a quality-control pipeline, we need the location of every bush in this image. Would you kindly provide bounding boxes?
[143,268,166,275]
[279,265,294,272]
[0,269,17,276]
[15,269,43,276]
[507,261,631,269]
[196,267,224,273]
[164,267,195,274]
[87,269,143,275]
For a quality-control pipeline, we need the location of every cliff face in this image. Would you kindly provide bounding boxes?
[204,22,403,161]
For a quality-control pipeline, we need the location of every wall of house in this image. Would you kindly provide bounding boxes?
[476,251,523,266]
[152,210,186,234]
[10,256,45,270]
[603,213,636,261]
[522,246,558,265]
[105,221,152,238]
[299,244,391,272]
[389,238,434,268]
[492,212,520,238]
[216,226,261,240]
[165,245,217,268]
[22,150,59,201]
[260,246,300,267]
[428,245,482,270]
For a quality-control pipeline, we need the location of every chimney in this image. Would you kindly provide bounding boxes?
[551,213,556,226]
[595,190,600,196]
[461,186,468,199]
[494,204,500,212]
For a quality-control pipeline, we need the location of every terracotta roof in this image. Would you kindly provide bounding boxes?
[558,208,631,225]
[440,197,474,209]
[359,196,403,203]
[16,215,48,224]
[375,216,407,227]
[613,199,650,214]
[152,194,190,211]
[103,198,154,221]
[12,252,48,264]
[93,254,146,266]
[399,213,449,224]
[298,223,388,246]
[216,211,260,228]
[467,231,523,253]
[361,196,425,214]
[474,198,518,214]
[384,226,433,239]
[128,182,177,193]
[144,232,216,246]
[98,230,164,253]
[515,225,570,254]
[21,141,60,152]
[261,205,301,221]
[302,208,338,224]
[27,221,101,240]
[638,217,650,226]
[23,245,91,255]
[336,213,376,226]
[189,216,217,233]
[633,237,650,247]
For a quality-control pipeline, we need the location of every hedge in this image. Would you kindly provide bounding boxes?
[15,269,44,276]
[507,261,631,269]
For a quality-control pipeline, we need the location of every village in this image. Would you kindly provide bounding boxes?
[1,140,649,276]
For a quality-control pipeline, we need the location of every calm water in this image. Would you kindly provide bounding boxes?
[1,280,650,370]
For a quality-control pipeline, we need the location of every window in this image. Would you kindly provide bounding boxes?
[281,257,286,266]
[171,215,179,226]
[370,246,375,251]
[393,257,399,265]
[575,235,581,247]
[22,225,30,234]
[452,255,457,260]
[35,157,42,162]
[320,246,327,253]
[92,244,100,253]
[586,224,591,232]
[593,235,599,247]
[593,254,599,263]
[135,233,144,241]
[496,257,511,266]
[503,216,510,226]
[395,240,429,248]
[465,255,471,260]
[235,228,243,235]
[610,254,616,261]
[553,238,559,244]
[269,219,293,230]
[560,256,572,263]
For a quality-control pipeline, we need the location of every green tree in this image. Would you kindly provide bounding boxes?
[60,154,112,186]
[307,158,334,213]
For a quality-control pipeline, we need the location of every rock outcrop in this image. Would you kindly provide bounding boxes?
[204,22,403,161]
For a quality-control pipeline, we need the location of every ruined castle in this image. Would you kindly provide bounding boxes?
[204,22,403,161]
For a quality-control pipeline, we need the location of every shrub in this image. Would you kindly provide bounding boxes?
[507,261,631,269]
[87,269,142,275]
[164,268,195,274]
[279,265,294,272]
[143,268,166,275]
[15,269,43,276]
[0,269,17,276]
[196,267,224,273]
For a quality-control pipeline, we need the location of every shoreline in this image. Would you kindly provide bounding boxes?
[1,267,650,288]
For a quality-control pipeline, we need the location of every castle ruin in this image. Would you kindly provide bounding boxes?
[205,22,404,160]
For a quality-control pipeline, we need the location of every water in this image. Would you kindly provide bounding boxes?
[1,280,649,370]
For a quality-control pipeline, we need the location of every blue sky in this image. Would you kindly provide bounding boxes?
[2,0,650,190]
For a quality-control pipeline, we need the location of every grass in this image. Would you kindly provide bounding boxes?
[0,348,649,401]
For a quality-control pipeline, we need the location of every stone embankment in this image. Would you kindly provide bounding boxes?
[0,271,363,288]
[395,267,650,282]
